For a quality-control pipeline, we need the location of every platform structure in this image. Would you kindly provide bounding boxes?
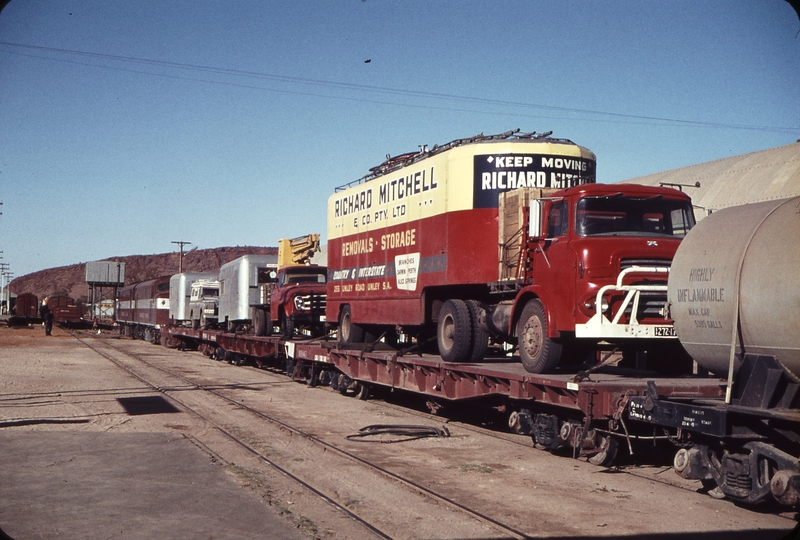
[85,261,125,322]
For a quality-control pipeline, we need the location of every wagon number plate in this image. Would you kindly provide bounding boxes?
[654,326,676,337]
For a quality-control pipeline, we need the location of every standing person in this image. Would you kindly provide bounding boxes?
[40,301,53,336]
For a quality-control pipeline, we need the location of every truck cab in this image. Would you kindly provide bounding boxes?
[264,265,327,338]
[188,279,220,329]
[252,234,327,338]
[512,183,695,372]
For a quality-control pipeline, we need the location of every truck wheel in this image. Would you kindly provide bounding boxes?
[338,305,365,345]
[437,299,473,363]
[281,314,295,339]
[254,308,267,336]
[264,310,273,336]
[466,300,489,363]
[517,299,562,373]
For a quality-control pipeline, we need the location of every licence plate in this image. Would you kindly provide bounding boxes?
[654,326,676,337]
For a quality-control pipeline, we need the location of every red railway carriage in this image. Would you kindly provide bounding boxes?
[116,276,171,342]
[14,293,39,319]
[46,295,83,324]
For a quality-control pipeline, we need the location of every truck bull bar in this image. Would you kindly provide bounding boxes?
[575,266,676,340]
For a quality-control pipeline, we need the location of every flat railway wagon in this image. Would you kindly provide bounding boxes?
[167,271,798,510]
[164,195,800,509]
[116,275,171,342]
[166,324,727,481]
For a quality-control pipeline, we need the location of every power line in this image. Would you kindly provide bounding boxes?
[0,40,797,134]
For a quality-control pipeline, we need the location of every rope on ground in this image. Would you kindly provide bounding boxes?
[346,424,450,444]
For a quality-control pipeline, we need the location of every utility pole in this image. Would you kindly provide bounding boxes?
[0,260,9,315]
[171,241,191,273]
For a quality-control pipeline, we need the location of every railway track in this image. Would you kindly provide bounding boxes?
[55,331,798,538]
[76,334,534,540]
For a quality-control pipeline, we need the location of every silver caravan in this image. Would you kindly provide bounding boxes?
[218,254,278,331]
[169,272,218,324]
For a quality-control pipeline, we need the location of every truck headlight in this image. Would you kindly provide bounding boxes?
[584,299,609,313]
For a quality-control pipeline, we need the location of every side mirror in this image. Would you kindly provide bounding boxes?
[529,200,544,239]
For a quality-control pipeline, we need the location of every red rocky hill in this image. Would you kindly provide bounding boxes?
[8,246,277,302]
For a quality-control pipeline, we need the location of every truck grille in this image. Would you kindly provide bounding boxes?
[624,291,668,319]
[620,258,671,271]
[296,294,326,312]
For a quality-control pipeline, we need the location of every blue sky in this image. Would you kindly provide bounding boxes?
[1,1,798,278]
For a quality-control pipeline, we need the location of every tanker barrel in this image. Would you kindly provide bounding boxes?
[667,196,800,378]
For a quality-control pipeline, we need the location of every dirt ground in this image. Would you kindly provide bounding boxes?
[0,323,797,539]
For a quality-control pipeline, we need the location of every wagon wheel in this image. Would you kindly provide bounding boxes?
[338,374,354,395]
[355,382,370,401]
[329,372,341,391]
[588,435,619,467]
[701,479,726,499]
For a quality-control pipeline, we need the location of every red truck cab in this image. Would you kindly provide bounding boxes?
[255,265,327,338]
[512,183,695,372]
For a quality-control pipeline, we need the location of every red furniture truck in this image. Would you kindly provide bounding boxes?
[253,234,327,338]
[326,130,694,372]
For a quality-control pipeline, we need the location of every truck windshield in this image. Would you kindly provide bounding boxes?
[576,195,695,238]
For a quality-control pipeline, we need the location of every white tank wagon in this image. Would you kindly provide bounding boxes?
[668,196,800,377]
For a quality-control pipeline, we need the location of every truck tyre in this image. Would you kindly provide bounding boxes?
[254,308,267,336]
[466,300,489,363]
[264,309,273,336]
[281,314,295,339]
[517,299,562,373]
[338,305,364,345]
[437,299,473,363]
